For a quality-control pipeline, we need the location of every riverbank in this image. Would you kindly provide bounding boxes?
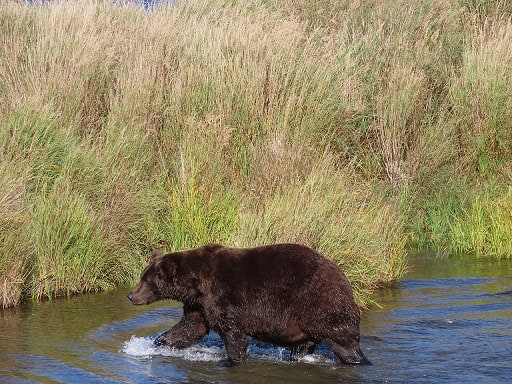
[1,0,511,308]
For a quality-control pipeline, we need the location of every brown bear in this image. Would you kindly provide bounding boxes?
[128,243,371,365]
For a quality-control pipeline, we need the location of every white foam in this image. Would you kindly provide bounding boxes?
[298,354,333,364]
[122,335,334,364]
[121,336,225,362]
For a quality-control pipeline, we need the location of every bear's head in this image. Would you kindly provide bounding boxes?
[128,251,202,306]
[127,257,164,305]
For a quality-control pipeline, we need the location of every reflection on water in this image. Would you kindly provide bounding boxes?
[1,254,511,383]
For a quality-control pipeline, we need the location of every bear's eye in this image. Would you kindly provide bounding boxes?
[156,268,167,282]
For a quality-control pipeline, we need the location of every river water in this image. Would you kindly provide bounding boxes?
[1,254,511,383]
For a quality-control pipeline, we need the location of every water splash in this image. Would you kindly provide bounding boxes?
[121,335,334,364]
[121,336,226,361]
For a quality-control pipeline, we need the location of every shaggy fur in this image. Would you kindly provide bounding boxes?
[128,243,371,365]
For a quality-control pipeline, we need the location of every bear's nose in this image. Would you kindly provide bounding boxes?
[127,292,133,302]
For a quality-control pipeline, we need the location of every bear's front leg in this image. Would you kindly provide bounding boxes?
[154,305,208,348]
[218,326,248,362]
[289,340,317,361]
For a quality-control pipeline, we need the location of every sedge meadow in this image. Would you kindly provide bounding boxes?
[1,0,511,307]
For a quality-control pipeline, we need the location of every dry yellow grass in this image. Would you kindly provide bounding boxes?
[1,0,511,308]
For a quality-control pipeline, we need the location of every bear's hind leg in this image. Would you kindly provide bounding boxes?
[326,337,372,365]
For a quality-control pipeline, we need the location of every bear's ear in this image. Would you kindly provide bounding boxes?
[151,249,163,259]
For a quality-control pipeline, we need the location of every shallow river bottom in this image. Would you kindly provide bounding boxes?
[1,254,511,383]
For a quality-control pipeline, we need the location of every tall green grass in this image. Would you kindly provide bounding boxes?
[413,185,512,259]
[1,0,511,308]
[29,187,115,300]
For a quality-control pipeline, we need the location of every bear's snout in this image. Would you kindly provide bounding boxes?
[127,281,162,305]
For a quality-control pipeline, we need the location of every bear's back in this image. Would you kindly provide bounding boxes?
[204,244,352,307]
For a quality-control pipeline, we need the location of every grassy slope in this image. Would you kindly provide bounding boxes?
[1,0,511,308]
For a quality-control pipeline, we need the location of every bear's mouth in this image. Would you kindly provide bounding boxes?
[127,292,141,305]
[127,291,161,305]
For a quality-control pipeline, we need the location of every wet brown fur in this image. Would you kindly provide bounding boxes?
[128,243,370,364]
